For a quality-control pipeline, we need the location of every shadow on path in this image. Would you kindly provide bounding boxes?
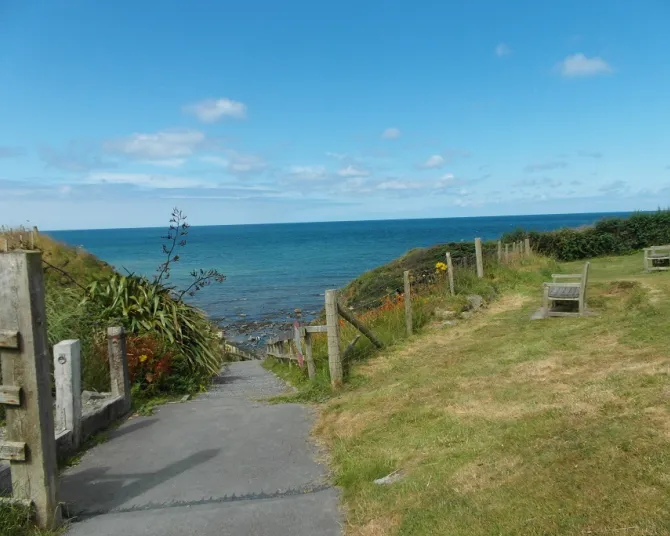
[63,449,220,518]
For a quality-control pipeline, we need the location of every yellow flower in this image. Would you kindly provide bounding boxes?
[139,354,149,363]
[435,261,447,272]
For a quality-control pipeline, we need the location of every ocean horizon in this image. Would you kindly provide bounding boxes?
[48,211,631,346]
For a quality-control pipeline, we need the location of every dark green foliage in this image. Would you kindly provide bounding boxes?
[502,210,670,261]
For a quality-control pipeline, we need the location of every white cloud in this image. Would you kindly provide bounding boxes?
[556,53,613,78]
[226,151,267,175]
[419,155,445,169]
[83,172,213,189]
[184,97,247,122]
[495,43,511,57]
[200,156,229,167]
[381,127,401,140]
[104,129,205,160]
[435,173,457,188]
[376,180,423,191]
[337,165,371,178]
[143,158,186,168]
[288,165,327,181]
[326,152,347,160]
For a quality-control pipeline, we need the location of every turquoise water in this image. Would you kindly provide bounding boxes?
[49,213,627,342]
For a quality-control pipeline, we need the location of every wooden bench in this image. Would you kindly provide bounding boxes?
[542,262,590,317]
[644,245,670,272]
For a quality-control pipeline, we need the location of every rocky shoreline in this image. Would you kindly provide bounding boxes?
[219,307,322,356]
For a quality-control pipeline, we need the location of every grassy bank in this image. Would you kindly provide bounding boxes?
[265,254,553,402]
[312,251,670,535]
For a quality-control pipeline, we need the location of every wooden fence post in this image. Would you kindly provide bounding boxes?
[497,240,502,262]
[512,242,517,255]
[0,251,61,528]
[474,238,484,278]
[107,327,131,414]
[54,339,81,449]
[403,271,413,335]
[0,237,7,252]
[445,252,454,296]
[524,238,531,256]
[504,243,510,262]
[325,290,342,388]
[304,332,316,380]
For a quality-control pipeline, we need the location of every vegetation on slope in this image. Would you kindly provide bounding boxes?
[315,252,670,535]
[0,209,226,408]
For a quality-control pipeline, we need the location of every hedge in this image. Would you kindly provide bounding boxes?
[501,210,670,261]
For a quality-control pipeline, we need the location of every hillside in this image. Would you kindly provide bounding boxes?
[314,252,670,535]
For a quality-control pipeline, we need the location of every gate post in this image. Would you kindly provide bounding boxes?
[0,251,61,528]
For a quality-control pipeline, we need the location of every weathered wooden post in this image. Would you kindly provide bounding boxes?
[445,252,454,296]
[497,240,502,262]
[403,271,413,336]
[0,251,61,528]
[303,332,316,380]
[54,339,82,448]
[107,326,131,414]
[0,237,7,252]
[504,243,510,263]
[474,238,484,278]
[524,238,531,256]
[512,242,517,256]
[325,290,342,388]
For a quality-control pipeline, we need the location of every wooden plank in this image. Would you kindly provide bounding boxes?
[325,290,343,388]
[474,238,484,278]
[0,386,21,406]
[0,252,60,528]
[304,332,316,380]
[303,325,328,334]
[551,274,583,279]
[404,270,413,335]
[445,252,454,296]
[0,329,19,349]
[0,441,27,461]
[336,302,384,349]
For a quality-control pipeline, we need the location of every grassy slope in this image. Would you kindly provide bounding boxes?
[315,252,670,535]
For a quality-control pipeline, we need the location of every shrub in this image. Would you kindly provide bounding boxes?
[502,209,670,261]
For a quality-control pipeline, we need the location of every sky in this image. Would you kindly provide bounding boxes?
[1,0,669,230]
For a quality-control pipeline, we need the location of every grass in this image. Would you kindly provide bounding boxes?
[0,502,63,536]
[296,251,670,535]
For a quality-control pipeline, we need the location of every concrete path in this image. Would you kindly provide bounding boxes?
[61,361,341,536]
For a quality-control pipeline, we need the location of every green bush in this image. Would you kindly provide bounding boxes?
[502,210,670,261]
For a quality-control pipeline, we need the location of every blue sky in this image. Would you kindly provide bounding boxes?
[1,0,669,230]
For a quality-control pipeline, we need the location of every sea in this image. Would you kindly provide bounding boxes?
[48,212,628,349]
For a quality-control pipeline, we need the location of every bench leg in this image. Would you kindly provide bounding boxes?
[542,285,550,317]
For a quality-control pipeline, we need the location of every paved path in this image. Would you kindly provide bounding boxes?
[61,361,341,536]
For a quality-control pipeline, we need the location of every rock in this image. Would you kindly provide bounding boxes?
[435,308,456,320]
[461,311,473,319]
[294,308,302,315]
[374,470,405,485]
[441,320,458,327]
[180,395,190,402]
[465,295,484,311]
